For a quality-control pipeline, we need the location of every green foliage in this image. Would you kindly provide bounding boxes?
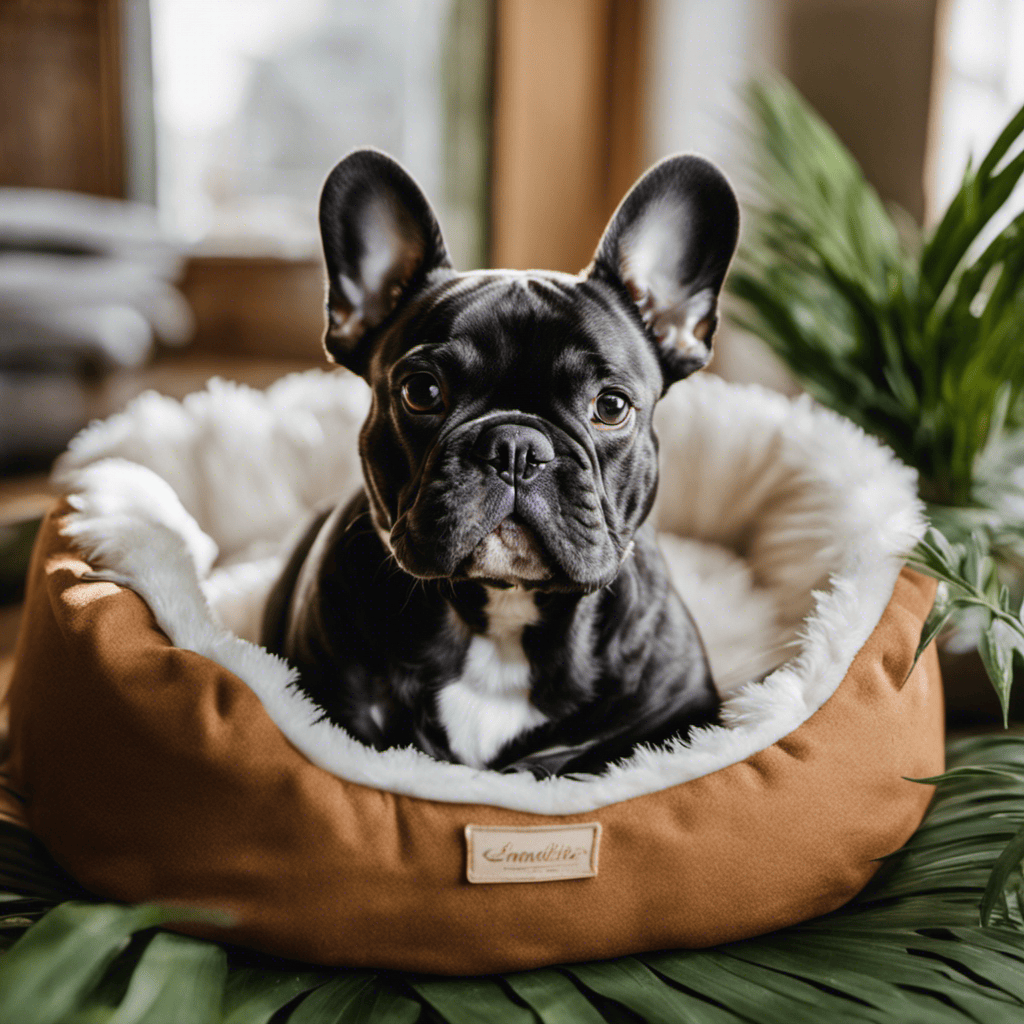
[732,79,1024,923]
[730,79,1024,509]
[0,903,229,1024]
[732,77,1024,714]
[908,527,1024,723]
[3,736,1024,1022]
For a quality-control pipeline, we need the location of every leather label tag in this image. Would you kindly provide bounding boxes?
[465,823,601,883]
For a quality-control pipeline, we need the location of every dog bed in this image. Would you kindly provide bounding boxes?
[3,370,943,974]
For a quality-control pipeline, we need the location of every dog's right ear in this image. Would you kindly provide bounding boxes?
[319,149,451,374]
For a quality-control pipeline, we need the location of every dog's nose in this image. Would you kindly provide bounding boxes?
[473,424,554,484]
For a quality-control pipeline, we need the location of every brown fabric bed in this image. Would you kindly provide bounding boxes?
[1,504,942,974]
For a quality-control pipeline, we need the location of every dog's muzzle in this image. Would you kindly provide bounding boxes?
[464,423,555,583]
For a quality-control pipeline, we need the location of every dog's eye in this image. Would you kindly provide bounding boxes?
[401,373,445,414]
[592,390,632,427]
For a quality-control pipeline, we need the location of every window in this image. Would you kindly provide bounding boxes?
[150,0,491,268]
[930,0,1024,231]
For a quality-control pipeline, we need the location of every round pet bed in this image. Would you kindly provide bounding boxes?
[4,370,943,974]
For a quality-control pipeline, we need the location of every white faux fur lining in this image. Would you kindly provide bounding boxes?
[53,370,924,814]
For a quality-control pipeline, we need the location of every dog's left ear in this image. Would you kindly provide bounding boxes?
[587,155,739,385]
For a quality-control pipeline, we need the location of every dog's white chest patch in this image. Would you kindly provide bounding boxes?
[437,588,547,769]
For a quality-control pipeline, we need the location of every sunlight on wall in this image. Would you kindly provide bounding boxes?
[930,0,1024,229]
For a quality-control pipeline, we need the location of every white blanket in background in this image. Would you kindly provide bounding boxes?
[0,189,192,369]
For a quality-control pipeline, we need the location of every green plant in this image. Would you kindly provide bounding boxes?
[1,736,1024,1022]
[730,78,1024,723]
[908,527,1024,718]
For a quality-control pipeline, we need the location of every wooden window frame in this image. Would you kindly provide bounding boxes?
[490,0,650,273]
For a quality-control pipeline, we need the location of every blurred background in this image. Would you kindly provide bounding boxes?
[1,0,1022,693]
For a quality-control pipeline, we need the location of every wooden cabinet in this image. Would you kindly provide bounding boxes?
[0,0,124,197]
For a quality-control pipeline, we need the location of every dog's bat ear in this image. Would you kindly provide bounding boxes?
[587,155,739,386]
[319,149,451,374]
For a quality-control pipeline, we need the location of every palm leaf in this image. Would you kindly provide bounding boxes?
[2,736,1024,1022]
[221,969,326,1024]
[922,103,1024,296]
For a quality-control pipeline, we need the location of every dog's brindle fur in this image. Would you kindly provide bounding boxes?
[262,150,739,777]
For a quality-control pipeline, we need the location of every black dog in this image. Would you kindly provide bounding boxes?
[262,149,739,776]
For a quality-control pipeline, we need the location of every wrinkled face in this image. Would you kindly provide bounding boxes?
[359,271,664,592]
[317,150,739,586]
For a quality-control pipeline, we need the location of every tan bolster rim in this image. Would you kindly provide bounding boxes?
[5,506,944,974]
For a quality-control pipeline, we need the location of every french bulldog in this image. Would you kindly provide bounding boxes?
[261,149,739,776]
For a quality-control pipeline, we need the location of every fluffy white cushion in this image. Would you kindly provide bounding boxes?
[52,370,923,814]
